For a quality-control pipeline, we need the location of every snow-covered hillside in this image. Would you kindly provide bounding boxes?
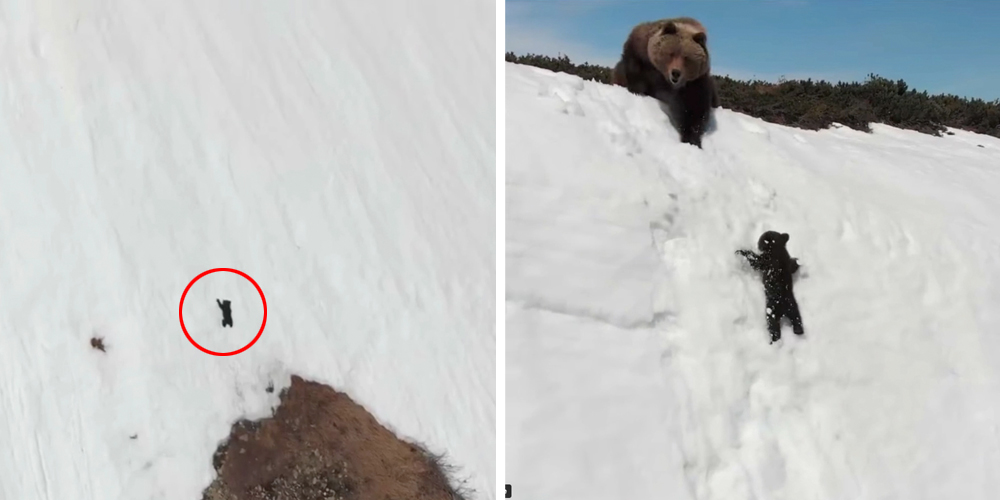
[506,62,1000,500]
[0,2,495,499]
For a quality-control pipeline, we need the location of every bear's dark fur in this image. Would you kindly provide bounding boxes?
[655,74,718,148]
[612,18,719,148]
[217,299,233,328]
[736,231,804,343]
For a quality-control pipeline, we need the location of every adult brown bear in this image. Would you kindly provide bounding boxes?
[736,231,805,344]
[611,17,720,148]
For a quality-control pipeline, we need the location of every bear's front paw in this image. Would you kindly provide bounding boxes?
[681,135,703,148]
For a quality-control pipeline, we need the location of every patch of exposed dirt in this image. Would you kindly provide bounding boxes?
[202,375,470,500]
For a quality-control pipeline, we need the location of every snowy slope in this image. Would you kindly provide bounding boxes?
[0,1,495,499]
[506,62,1000,500]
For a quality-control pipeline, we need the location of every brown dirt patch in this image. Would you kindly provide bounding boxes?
[201,375,470,500]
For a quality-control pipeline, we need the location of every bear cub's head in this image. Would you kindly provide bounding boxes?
[648,19,710,88]
[757,231,790,253]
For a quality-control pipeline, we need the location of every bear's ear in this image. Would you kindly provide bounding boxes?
[660,22,678,36]
[692,32,707,48]
[781,233,789,242]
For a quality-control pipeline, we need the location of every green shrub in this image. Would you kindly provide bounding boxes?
[505,52,1000,139]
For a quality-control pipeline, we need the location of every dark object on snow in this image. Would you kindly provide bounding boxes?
[90,336,107,352]
[217,299,233,328]
[736,231,804,343]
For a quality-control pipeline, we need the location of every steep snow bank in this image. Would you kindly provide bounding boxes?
[0,2,495,499]
[506,62,1000,500]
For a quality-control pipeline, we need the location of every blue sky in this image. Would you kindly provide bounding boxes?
[506,0,1000,101]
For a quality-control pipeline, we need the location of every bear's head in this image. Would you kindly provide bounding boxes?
[647,19,710,88]
[757,231,789,253]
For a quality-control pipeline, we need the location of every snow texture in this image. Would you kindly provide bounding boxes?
[0,1,495,499]
[506,62,1000,500]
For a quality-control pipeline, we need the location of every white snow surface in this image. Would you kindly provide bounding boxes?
[0,1,495,499]
[506,62,1000,500]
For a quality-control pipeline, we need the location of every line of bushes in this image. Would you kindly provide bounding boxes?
[505,52,1000,139]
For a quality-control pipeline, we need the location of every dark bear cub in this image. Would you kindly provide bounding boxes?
[217,299,233,328]
[736,231,804,343]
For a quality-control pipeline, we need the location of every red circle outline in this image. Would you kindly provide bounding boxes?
[179,268,267,356]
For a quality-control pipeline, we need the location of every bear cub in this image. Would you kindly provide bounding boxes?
[611,17,719,148]
[217,298,233,328]
[736,231,804,343]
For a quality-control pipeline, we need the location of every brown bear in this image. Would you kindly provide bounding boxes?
[611,17,719,148]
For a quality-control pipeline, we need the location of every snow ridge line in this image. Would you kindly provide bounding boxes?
[506,295,674,331]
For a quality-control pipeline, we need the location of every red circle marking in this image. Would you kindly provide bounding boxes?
[179,268,267,356]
